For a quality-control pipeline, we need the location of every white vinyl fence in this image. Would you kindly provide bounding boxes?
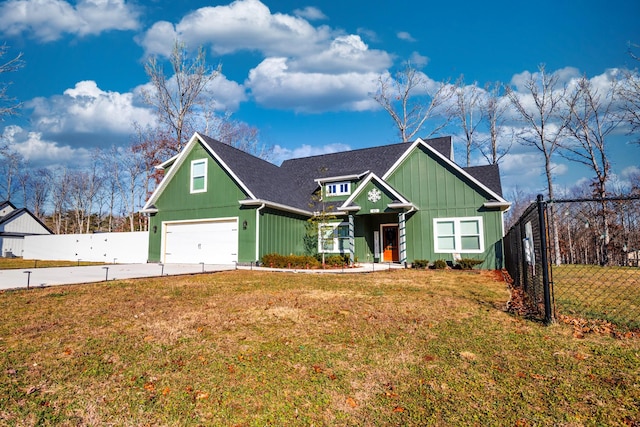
[23,232,149,264]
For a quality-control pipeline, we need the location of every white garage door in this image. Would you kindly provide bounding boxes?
[163,219,238,264]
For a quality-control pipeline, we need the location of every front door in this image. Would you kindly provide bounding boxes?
[382,225,399,262]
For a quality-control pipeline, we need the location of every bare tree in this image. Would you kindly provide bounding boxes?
[561,75,623,265]
[0,43,24,119]
[108,143,147,232]
[373,63,453,142]
[619,69,640,142]
[0,144,23,201]
[142,40,221,155]
[51,168,70,234]
[31,168,52,218]
[453,76,484,166]
[212,112,272,160]
[478,82,513,165]
[506,64,569,265]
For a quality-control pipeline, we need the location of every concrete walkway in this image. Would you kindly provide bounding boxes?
[0,262,407,291]
[0,263,236,291]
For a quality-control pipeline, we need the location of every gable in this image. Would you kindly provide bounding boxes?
[385,144,504,209]
[152,139,250,211]
[0,209,52,235]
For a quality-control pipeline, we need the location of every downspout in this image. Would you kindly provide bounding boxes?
[255,203,265,263]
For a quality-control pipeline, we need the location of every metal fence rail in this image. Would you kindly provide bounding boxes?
[504,195,640,330]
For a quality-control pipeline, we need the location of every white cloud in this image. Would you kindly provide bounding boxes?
[134,72,248,113]
[28,80,155,139]
[2,125,91,168]
[397,31,416,42]
[138,0,332,58]
[293,6,327,20]
[409,51,429,67]
[246,57,381,112]
[290,35,392,73]
[272,142,351,164]
[0,0,140,42]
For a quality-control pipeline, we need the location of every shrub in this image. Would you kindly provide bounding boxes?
[318,253,351,267]
[412,259,430,269]
[261,253,320,269]
[456,258,484,270]
[433,259,447,269]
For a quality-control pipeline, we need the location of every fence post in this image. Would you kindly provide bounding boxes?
[537,195,553,324]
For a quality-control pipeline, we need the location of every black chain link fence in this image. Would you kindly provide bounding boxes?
[504,195,640,331]
[503,195,553,323]
[549,196,640,331]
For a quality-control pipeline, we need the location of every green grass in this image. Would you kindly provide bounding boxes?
[553,264,640,330]
[1,269,638,426]
[0,258,104,269]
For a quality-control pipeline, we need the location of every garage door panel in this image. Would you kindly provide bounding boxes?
[164,220,238,264]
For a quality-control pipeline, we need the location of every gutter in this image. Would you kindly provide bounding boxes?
[255,203,265,262]
[239,199,313,217]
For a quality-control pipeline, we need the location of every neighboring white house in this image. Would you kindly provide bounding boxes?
[0,201,52,258]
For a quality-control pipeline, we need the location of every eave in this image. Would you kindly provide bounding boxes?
[314,171,370,184]
[483,201,512,211]
[239,199,313,217]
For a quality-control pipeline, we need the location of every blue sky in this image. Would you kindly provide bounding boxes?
[0,0,639,198]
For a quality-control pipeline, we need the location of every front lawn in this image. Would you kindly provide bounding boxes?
[0,269,638,425]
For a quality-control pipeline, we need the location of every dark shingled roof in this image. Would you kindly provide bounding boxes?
[195,134,504,211]
[463,164,504,198]
[0,207,53,234]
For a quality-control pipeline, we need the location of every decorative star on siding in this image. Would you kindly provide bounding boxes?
[367,188,381,203]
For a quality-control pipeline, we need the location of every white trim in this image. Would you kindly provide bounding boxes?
[339,173,411,211]
[239,199,313,217]
[255,203,265,262]
[326,181,351,196]
[190,158,208,193]
[314,171,369,184]
[380,223,399,262]
[161,217,238,264]
[483,201,511,210]
[143,133,257,212]
[433,216,485,254]
[318,221,349,254]
[382,138,509,205]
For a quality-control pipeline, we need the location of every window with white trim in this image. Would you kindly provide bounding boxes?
[433,217,484,253]
[190,159,207,193]
[326,181,351,196]
[319,222,349,253]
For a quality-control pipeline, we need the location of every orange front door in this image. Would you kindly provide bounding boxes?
[382,225,399,262]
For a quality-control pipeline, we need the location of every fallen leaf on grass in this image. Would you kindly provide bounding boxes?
[144,382,155,392]
[346,397,357,408]
[393,406,405,413]
[161,387,170,396]
[25,385,40,395]
[195,391,209,400]
[459,351,477,361]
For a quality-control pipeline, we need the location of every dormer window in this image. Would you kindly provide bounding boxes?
[326,181,351,196]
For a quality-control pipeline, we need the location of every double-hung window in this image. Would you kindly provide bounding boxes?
[433,217,484,253]
[326,181,351,196]
[319,222,349,253]
[190,159,207,193]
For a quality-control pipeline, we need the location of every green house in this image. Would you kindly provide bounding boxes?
[142,132,511,268]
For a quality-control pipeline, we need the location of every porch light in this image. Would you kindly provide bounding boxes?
[243,220,248,230]
[153,225,157,234]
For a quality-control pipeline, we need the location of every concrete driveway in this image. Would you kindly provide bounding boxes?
[0,263,237,291]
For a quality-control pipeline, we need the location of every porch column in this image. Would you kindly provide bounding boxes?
[348,214,355,265]
[399,212,407,265]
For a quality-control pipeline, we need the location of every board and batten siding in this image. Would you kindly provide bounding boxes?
[148,141,256,263]
[258,208,308,259]
[385,144,505,268]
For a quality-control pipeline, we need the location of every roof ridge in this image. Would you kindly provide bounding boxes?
[281,141,412,164]
[198,133,279,169]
